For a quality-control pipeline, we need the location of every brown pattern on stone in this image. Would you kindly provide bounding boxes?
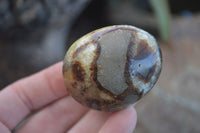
[83,96,123,111]
[89,42,114,96]
[63,25,161,111]
[84,32,141,111]
[86,29,152,111]
[87,41,120,111]
[72,61,85,82]
[124,34,142,96]
[87,99,101,110]
[67,37,129,111]
[159,47,163,63]
[71,82,78,88]
[80,87,87,96]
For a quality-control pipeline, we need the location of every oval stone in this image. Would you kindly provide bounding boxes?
[63,25,162,111]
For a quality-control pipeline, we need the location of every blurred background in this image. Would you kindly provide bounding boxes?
[0,0,200,132]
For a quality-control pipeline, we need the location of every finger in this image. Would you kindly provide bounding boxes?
[68,110,111,133]
[0,62,67,130]
[0,122,10,133]
[16,96,88,133]
[99,106,137,133]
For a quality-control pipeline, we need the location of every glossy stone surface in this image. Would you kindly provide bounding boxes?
[63,25,162,111]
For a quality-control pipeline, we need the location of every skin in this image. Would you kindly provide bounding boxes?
[0,62,137,133]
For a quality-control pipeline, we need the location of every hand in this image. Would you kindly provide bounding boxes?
[0,62,137,133]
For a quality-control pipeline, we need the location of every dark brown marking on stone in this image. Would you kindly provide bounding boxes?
[85,97,123,111]
[144,64,156,83]
[80,88,87,96]
[124,33,141,96]
[138,89,144,97]
[81,88,87,95]
[89,42,119,99]
[90,99,100,107]
[159,47,163,63]
[72,61,85,82]
[101,100,122,111]
[86,99,101,110]
[71,82,78,88]
[101,88,140,111]
[82,88,86,92]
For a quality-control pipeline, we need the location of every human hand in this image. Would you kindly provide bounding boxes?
[0,62,137,133]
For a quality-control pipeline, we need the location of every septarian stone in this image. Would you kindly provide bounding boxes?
[63,25,162,111]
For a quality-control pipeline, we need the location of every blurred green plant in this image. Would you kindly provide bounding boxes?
[149,0,171,42]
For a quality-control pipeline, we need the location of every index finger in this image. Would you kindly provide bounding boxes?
[0,62,68,130]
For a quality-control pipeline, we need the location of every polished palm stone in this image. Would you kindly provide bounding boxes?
[63,25,162,111]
